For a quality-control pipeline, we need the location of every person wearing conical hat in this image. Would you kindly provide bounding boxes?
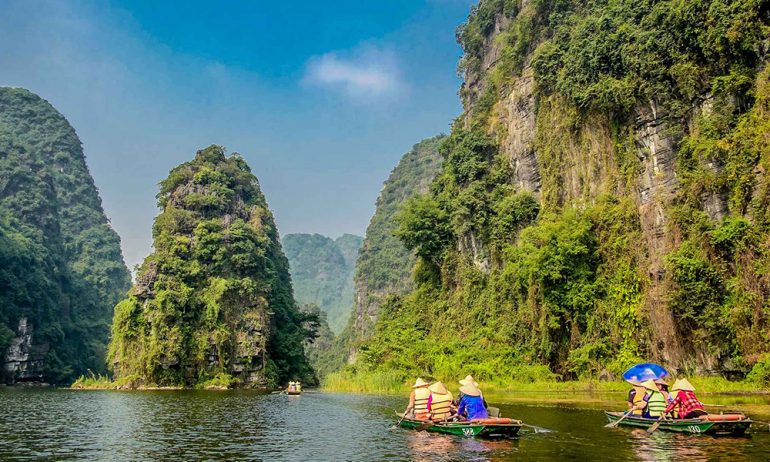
[626,380,648,416]
[457,375,487,409]
[405,378,431,420]
[664,378,706,419]
[456,383,489,421]
[427,381,455,421]
[632,379,669,418]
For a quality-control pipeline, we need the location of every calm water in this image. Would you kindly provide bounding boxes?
[1,388,770,461]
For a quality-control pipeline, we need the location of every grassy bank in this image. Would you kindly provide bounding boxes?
[322,370,769,396]
[70,372,242,390]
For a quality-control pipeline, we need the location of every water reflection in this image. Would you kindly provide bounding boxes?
[1,389,769,461]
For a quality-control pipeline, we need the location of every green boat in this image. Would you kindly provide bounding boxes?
[396,413,521,438]
[605,411,752,436]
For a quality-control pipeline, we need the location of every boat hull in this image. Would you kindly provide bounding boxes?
[398,416,521,438]
[605,411,751,436]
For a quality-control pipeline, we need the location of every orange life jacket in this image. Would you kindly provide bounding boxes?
[429,392,453,421]
[414,388,430,418]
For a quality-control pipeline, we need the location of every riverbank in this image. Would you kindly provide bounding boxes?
[70,372,255,390]
[322,370,770,396]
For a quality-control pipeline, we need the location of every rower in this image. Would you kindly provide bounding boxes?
[404,378,431,420]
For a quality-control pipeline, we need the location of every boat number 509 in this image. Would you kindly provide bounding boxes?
[463,428,475,436]
[687,426,702,433]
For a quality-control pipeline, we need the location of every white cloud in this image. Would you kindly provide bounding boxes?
[302,46,405,100]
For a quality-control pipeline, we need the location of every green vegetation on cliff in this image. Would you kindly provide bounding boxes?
[0,87,130,384]
[283,233,363,334]
[333,0,770,389]
[351,136,444,339]
[108,146,316,388]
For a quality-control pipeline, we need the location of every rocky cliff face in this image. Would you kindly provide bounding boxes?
[349,1,770,380]
[0,87,130,385]
[351,136,444,341]
[108,146,315,387]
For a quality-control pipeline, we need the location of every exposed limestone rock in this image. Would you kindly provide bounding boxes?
[3,318,48,385]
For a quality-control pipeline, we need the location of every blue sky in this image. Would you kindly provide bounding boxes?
[0,0,475,270]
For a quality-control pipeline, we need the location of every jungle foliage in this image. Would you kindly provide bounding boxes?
[108,146,316,387]
[336,0,770,386]
[0,88,130,384]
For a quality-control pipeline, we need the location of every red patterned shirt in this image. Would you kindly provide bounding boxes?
[664,390,705,417]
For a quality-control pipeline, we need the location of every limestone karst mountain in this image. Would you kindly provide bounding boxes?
[108,146,316,388]
[0,87,131,385]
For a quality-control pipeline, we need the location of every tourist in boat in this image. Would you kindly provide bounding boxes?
[295,381,302,392]
[457,375,487,407]
[627,381,648,416]
[665,378,706,419]
[456,383,489,421]
[405,378,431,420]
[427,381,455,421]
[287,381,296,392]
[633,379,670,418]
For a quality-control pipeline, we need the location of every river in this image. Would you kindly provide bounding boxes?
[1,388,770,461]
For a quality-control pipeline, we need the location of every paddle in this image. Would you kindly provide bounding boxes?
[415,421,434,431]
[606,410,633,428]
[521,423,554,433]
[391,409,409,430]
[646,415,665,434]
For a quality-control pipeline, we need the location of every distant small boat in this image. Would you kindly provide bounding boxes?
[286,389,301,395]
[396,413,521,438]
[604,411,752,436]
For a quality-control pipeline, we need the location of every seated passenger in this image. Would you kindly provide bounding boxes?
[427,381,455,421]
[665,378,706,419]
[626,381,647,416]
[458,375,487,408]
[633,379,669,418]
[457,383,489,421]
[405,378,431,420]
[295,381,302,392]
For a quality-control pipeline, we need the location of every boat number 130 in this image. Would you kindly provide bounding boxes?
[687,425,702,433]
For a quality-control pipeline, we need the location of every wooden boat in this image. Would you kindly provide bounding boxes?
[397,413,521,438]
[286,389,301,395]
[605,411,752,436]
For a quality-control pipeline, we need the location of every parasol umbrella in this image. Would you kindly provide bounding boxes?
[622,363,669,383]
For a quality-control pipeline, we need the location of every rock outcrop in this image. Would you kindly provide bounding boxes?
[108,146,315,388]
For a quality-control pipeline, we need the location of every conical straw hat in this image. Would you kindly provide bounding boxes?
[654,378,669,386]
[459,375,479,387]
[640,379,659,391]
[428,381,449,395]
[672,378,695,392]
[459,383,481,396]
[411,378,429,388]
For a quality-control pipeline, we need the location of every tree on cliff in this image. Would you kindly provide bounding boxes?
[108,146,316,387]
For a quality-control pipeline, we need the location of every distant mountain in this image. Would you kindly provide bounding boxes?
[0,87,131,385]
[350,136,444,340]
[283,233,363,334]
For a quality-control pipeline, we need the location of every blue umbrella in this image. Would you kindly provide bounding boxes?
[622,363,669,383]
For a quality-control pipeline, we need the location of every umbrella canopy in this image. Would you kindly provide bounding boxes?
[622,363,669,383]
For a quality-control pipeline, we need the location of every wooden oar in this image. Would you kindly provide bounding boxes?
[521,423,554,433]
[646,415,665,434]
[415,421,434,431]
[392,410,408,430]
[606,410,632,428]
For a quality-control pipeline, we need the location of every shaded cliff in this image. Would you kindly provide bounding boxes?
[283,233,363,334]
[0,87,131,384]
[350,0,770,382]
[351,136,445,340]
[108,146,316,387]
